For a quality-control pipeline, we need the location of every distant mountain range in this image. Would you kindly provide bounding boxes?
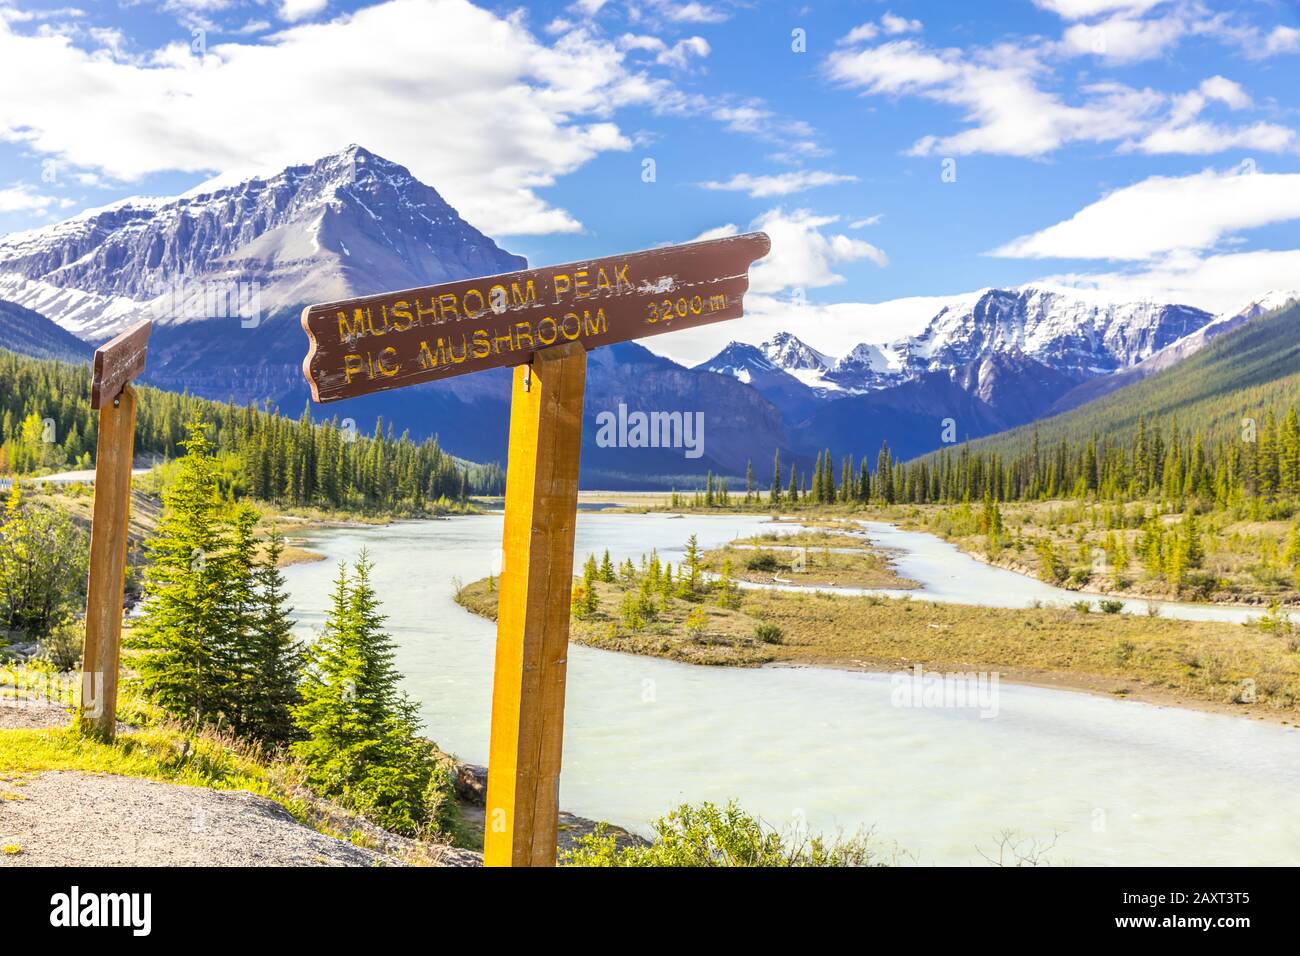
[0,144,1293,486]
[947,297,1300,463]
[0,299,92,363]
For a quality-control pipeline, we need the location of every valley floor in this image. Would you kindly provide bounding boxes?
[456,513,1300,725]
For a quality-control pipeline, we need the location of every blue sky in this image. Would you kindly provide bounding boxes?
[1,0,1298,361]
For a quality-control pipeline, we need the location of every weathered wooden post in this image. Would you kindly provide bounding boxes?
[300,232,770,864]
[81,319,152,739]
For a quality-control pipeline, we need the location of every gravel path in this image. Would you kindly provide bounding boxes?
[0,772,401,866]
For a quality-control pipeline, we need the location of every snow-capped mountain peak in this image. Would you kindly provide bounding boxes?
[761,331,834,373]
[1224,289,1300,323]
[0,145,524,339]
[701,285,1217,400]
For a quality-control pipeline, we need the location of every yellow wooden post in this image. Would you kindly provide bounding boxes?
[484,342,587,866]
[81,383,138,739]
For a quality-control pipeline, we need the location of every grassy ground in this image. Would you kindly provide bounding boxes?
[0,659,462,859]
[456,572,1300,722]
[458,576,773,665]
[872,500,1300,607]
[699,525,919,589]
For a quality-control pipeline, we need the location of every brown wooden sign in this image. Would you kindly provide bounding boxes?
[300,233,770,866]
[82,318,152,739]
[301,232,771,402]
[90,319,152,409]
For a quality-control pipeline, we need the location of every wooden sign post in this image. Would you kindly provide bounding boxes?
[81,319,152,739]
[301,232,770,864]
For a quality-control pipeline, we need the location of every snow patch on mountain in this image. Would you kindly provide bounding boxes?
[0,145,525,340]
[702,286,1216,399]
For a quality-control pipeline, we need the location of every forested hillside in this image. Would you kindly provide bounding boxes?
[0,348,503,511]
[892,301,1300,504]
[0,300,92,363]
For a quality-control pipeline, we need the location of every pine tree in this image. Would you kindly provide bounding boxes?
[677,534,701,598]
[770,449,782,505]
[292,553,448,834]
[239,525,303,746]
[136,421,240,725]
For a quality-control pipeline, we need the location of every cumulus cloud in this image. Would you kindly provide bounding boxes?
[0,185,72,213]
[651,1,730,24]
[0,0,701,236]
[1124,75,1293,154]
[1036,248,1300,316]
[743,208,887,293]
[656,35,710,68]
[1059,13,1187,62]
[827,29,1294,158]
[279,0,328,21]
[700,170,857,198]
[691,208,887,291]
[839,11,923,45]
[1264,25,1300,55]
[991,167,1300,260]
[1032,0,1168,19]
[828,38,1164,157]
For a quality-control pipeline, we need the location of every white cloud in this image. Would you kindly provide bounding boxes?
[880,12,923,35]
[828,33,1293,158]
[991,167,1300,261]
[700,170,857,198]
[850,213,883,228]
[1060,14,1186,62]
[1032,0,1167,19]
[841,11,923,45]
[618,32,665,52]
[711,104,823,157]
[692,223,738,241]
[0,185,69,213]
[1198,75,1252,110]
[1131,120,1293,154]
[656,35,709,69]
[1037,248,1300,315]
[1125,75,1293,154]
[0,0,695,236]
[828,39,1163,157]
[1265,25,1300,55]
[744,207,887,293]
[840,23,880,45]
[279,0,328,21]
[653,1,729,24]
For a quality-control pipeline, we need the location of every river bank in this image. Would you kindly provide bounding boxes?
[457,573,1300,725]
[283,511,1300,866]
[863,501,1300,611]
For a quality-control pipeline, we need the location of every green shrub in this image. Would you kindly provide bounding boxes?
[754,622,784,645]
[36,617,84,671]
[684,608,708,639]
[562,800,883,867]
[746,551,780,572]
[1099,599,1125,615]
